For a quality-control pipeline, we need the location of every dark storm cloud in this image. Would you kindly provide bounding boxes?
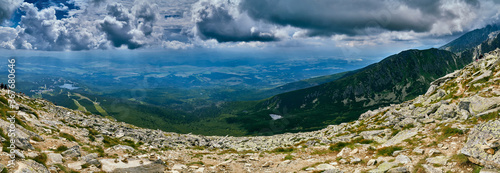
[239,0,480,36]
[193,1,278,42]
[192,0,487,42]
[0,0,23,23]
[98,3,158,49]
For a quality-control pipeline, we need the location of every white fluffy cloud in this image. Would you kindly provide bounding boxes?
[0,0,164,50]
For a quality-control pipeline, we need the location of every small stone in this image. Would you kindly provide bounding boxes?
[428,149,441,156]
[437,144,443,148]
[350,157,362,164]
[388,167,410,173]
[395,155,411,164]
[413,148,424,154]
[426,156,448,165]
[392,150,403,156]
[349,148,359,155]
[172,164,187,170]
[316,163,335,170]
[339,159,348,164]
[367,159,377,166]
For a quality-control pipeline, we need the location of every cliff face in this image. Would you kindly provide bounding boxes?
[0,48,499,172]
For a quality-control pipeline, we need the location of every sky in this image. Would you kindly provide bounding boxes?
[1,0,500,61]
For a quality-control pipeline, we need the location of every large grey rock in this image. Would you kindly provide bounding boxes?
[368,162,398,173]
[111,160,165,173]
[316,163,335,170]
[387,167,409,173]
[47,153,63,164]
[464,96,500,116]
[62,145,81,158]
[422,164,443,173]
[15,160,50,173]
[322,168,344,173]
[461,120,500,168]
[15,138,34,150]
[382,128,418,147]
[426,156,448,165]
[395,154,411,164]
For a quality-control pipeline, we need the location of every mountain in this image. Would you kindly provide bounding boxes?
[1,48,498,173]
[440,24,500,53]
[230,25,500,135]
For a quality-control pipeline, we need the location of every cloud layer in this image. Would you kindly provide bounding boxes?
[193,0,500,42]
[0,0,500,51]
[0,0,163,50]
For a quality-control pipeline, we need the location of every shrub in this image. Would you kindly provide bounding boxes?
[376,146,403,156]
[55,145,68,153]
[271,147,294,153]
[329,142,352,152]
[59,133,77,142]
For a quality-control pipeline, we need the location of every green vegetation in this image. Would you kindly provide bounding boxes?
[59,132,77,142]
[32,153,48,166]
[437,126,464,142]
[329,142,353,152]
[376,146,403,156]
[284,154,293,160]
[54,145,69,153]
[270,147,294,153]
[479,111,499,121]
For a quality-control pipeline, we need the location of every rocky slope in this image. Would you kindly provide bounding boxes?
[0,49,499,172]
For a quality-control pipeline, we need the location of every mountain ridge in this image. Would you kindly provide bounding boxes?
[0,47,498,173]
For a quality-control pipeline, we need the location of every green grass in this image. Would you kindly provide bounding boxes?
[54,145,68,153]
[437,126,464,142]
[376,146,403,156]
[284,154,293,160]
[59,132,77,142]
[479,111,499,121]
[270,147,294,153]
[329,142,354,152]
[32,153,48,166]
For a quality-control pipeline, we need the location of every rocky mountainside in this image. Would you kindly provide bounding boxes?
[229,25,500,135]
[0,50,499,173]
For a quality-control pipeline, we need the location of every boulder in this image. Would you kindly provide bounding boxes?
[111,160,165,173]
[316,163,335,170]
[15,160,50,173]
[395,154,411,164]
[47,153,63,164]
[461,120,500,168]
[368,162,398,173]
[426,156,448,165]
[382,128,418,147]
[62,145,81,158]
[15,138,35,150]
[387,167,410,173]
[465,96,500,116]
[422,164,443,173]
